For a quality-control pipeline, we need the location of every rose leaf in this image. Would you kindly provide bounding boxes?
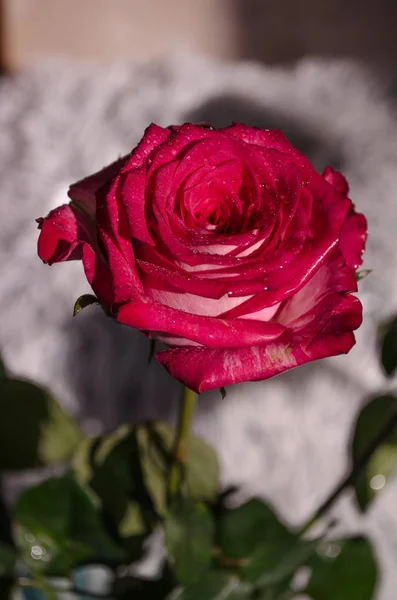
[0,378,82,470]
[164,497,215,586]
[167,573,252,599]
[13,473,125,576]
[378,314,397,376]
[351,394,397,511]
[73,293,99,316]
[305,536,377,600]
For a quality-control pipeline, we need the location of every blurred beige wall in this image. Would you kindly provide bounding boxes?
[3,0,397,71]
[4,0,238,70]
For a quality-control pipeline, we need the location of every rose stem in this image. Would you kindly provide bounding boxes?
[297,408,397,537]
[167,386,197,500]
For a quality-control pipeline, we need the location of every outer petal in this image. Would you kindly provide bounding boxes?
[339,212,368,270]
[157,250,363,392]
[37,204,94,264]
[96,185,144,305]
[68,156,128,218]
[322,166,367,269]
[37,204,112,306]
[116,299,286,348]
[322,165,349,195]
[68,123,170,220]
[156,330,355,393]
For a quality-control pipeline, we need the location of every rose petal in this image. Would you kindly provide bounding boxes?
[82,245,113,307]
[323,166,349,195]
[339,212,368,270]
[119,166,154,245]
[275,251,358,330]
[37,204,113,306]
[68,156,128,219]
[157,330,356,393]
[37,204,94,264]
[116,299,286,348]
[96,186,144,304]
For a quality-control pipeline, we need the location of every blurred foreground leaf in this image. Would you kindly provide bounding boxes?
[165,497,214,585]
[0,378,82,470]
[379,314,397,376]
[72,422,219,545]
[351,394,397,511]
[218,498,311,589]
[167,573,252,600]
[0,579,13,600]
[13,474,125,576]
[0,543,16,577]
[306,537,377,600]
[73,425,157,546]
[0,355,6,379]
[143,423,220,507]
[113,564,176,599]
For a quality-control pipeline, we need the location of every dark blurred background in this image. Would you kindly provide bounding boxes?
[1,0,396,72]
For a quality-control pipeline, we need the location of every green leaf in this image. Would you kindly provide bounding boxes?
[145,422,220,507]
[73,294,99,316]
[13,473,125,576]
[245,539,318,587]
[0,355,7,379]
[167,573,252,600]
[112,566,175,600]
[306,536,377,600]
[72,422,219,542]
[355,269,372,282]
[0,378,82,470]
[165,497,214,586]
[72,426,157,542]
[219,499,294,560]
[0,543,16,577]
[379,314,397,376]
[351,394,397,511]
[0,579,13,600]
[218,498,313,589]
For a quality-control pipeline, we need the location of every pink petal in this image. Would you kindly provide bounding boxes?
[119,166,154,245]
[68,123,170,220]
[82,245,113,307]
[121,123,171,171]
[68,156,128,219]
[37,204,112,306]
[116,299,286,348]
[157,330,356,393]
[275,251,358,330]
[339,212,368,270]
[322,166,349,196]
[37,204,93,264]
[96,184,144,305]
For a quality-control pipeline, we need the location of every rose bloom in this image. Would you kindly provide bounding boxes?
[37,123,367,393]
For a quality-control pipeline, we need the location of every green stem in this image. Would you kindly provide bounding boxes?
[298,409,397,537]
[168,386,197,500]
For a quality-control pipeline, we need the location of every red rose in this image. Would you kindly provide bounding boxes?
[37,123,367,393]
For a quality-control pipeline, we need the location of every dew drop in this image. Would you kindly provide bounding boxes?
[370,474,386,490]
[31,545,44,560]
